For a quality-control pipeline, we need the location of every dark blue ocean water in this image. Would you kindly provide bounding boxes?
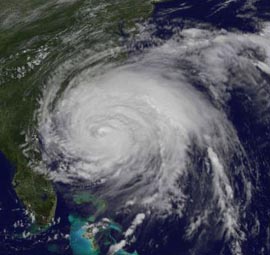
[0,151,19,229]
[1,0,270,254]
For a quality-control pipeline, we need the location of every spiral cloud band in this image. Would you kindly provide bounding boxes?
[36,25,270,254]
[40,63,233,207]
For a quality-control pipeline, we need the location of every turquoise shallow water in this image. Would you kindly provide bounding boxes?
[68,213,138,255]
[69,214,99,255]
[2,1,270,255]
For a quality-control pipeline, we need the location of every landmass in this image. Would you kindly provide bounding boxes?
[0,0,158,227]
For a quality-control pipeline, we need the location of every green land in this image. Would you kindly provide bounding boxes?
[0,0,156,226]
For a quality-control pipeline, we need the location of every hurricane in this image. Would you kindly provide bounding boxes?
[34,24,270,255]
[1,1,270,255]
